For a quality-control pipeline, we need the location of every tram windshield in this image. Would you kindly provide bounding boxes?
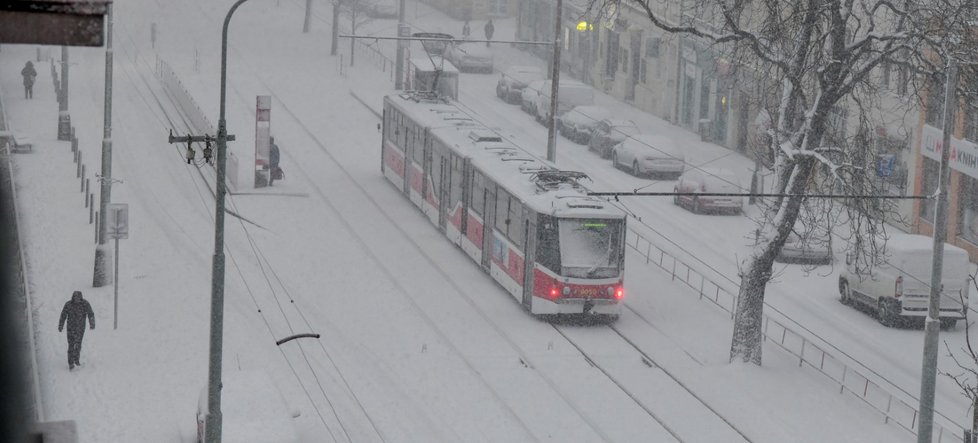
[557,218,623,278]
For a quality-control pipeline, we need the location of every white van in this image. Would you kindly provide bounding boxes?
[838,234,970,329]
[534,79,594,123]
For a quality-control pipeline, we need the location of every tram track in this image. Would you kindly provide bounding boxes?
[115,1,754,439]
[209,42,753,438]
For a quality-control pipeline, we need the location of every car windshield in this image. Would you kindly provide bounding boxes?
[558,218,623,278]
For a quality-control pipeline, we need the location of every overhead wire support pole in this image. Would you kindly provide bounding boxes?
[546,0,562,163]
[918,58,958,443]
[93,3,114,287]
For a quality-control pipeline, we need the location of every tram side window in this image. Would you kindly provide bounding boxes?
[536,215,560,272]
[412,128,425,165]
[507,196,523,247]
[430,142,443,191]
[495,187,510,233]
[471,171,484,216]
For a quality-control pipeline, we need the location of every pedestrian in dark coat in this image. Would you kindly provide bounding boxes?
[58,290,95,370]
[484,19,494,47]
[21,61,37,99]
[269,136,281,186]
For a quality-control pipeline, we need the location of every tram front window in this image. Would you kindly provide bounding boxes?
[558,218,623,278]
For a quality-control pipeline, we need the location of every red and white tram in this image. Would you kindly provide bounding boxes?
[381,92,626,320]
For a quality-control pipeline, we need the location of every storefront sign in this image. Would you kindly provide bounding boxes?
[921,124,978,179]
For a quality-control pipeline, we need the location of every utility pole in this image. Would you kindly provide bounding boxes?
[303,0,312,33]
[918,59,957,443]
[331,1,340,55]
[545,0,562,163]
[57,46,71,141]
[94,3,114,287]
[394,0,407,89]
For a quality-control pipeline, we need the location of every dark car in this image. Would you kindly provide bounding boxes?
[496,65,544,104]
[588,119,640,158]
[558,105,611,145]
[673,167,743,214]
[775,229,833,264]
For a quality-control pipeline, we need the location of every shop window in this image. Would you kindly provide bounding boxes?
[925,78,946,127]
[959,176,978,245]
[645,37,660,58]
[640,59,647,84]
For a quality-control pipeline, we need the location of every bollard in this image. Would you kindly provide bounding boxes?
[80,165,85,192]
[36,47,40,62]
[85,190,89,208]
[76,152,82,177]
[89,194,94,223]
[94,212,99,243]
[85,178,90,201]
[71,136,78,153]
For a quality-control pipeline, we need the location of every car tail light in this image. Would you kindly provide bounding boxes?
[895,276,903,298]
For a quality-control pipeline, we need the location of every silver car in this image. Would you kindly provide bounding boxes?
[610,134,685,178]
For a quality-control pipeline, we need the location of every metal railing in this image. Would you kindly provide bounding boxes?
[625,226,962,442]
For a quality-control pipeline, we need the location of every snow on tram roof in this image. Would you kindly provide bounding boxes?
[385,93,623,218]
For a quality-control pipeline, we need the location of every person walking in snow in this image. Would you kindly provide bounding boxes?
[58,290,95,371]
[20,61,37,99]
[483,19,494,47]
[269,136,281,186]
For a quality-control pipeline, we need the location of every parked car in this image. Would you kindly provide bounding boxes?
[496,65,545,104]
[521,79,547,115]
[558,105,611,144]
[775,229,833,264]
[838,233,969,328]
[611,134,685,178]
[673,167,744,214]
[362,0,397,18]
[534,79,594,123]
[196,370,301,443]
[588,119,640,158]
[412,32,453,56]
[444,41,494,73]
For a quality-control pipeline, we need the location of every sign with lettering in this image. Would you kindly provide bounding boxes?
[921,124,978,179]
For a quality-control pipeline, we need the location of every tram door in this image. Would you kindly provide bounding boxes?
[480,185,494,270]
[437,153,449,232]
[521,213,536,308]
[401,125,412,196]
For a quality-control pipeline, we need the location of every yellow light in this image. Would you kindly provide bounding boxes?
[577,21,592,31]
[721,96,727,105]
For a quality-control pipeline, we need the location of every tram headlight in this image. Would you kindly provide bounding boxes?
[550,287,558,299]
[614,287,624,300]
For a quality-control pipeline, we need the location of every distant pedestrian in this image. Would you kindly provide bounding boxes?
[58,291,95,371]
[462,21,471,39]
[269,136,281,186]
[484,19,494,47]
[20,61,36,99]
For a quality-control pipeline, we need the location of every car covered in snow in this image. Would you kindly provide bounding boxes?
[558,105,611,144]
[496,65,545,104]
[196,370,301,443]
[533,79,594,123]
[611,134,684,178]
[673,167,744,214]
[444,41,494,73]
[520,79,547,115]
[588,119,640,158]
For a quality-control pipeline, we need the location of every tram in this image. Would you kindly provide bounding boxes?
[381,91,626,320]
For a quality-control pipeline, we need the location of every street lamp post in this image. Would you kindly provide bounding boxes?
[545,0,562,163]
[202,1,249,441]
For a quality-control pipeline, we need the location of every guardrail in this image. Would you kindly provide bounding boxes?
[625,226,962,442]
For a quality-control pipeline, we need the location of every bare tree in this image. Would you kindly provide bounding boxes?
[941,278,978,442]
[584,0,976,363]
